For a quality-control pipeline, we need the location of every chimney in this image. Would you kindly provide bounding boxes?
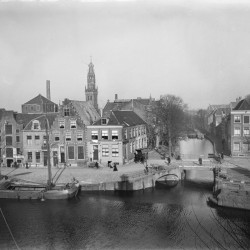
[46,80,51,100]
[115,94,118,100]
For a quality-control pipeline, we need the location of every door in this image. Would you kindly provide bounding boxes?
[93,145,98,161]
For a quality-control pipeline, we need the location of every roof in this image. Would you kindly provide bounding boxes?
[23,94,57,106]
[233,98,250,110]
[94,110,147,127]
[103,98,153,117]
[23,113,57,130]
[69,100,100,125]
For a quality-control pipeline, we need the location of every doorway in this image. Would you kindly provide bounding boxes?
[93,145,98,161]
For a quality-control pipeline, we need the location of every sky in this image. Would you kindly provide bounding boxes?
[1,0,250,112]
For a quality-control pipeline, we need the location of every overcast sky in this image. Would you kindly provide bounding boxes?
[1,0,250,112]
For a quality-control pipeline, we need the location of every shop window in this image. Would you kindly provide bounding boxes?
[233,142,240,151]
[78,146,84,159]
[36,152,40,163]
[68,146,74,159]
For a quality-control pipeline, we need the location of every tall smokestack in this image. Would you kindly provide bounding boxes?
[46,80,51,100]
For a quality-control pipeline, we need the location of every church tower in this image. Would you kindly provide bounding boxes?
[85,60,98,111]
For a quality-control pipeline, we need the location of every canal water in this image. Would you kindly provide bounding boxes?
[1,179,250,250]
[179,138,214,159]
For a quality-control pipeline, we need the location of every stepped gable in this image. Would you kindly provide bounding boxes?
[69,100,100,125]
[24,94,56,105]
[233,98,250,111]
[22,113,57,130]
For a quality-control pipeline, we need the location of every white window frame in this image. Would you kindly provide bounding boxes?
[77,131,83,141]
[59,120,65,129]
[243,127,250,136]
[65,132,71,141]
[32,120,40,130]
[91,131,98,140]
[112,145,119,157]
[102,145,109,157]
[234,127,241,136]
[234,115,241,123]
[27,135,32,145]
[102,130,108,140]
[70,120,77,129]
[112,130,118,140]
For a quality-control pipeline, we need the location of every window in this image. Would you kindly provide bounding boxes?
[234,115,241,123]
[36,152,40,163]
[77,132,83,141]
[35,135,40,144]
[68,146,74,159]
[132,141,135,152]
[16,129,20,134]
[138,127,141,136]
[64,108,70,116]
[28,151,32,162]
[16,136,20,143]
[133,128,136,137]
[54,133,60,141]
[243,142,250,152]
[70,120,77,129]
[27,135,32,145]
[59,120,65,129]
[102,130,108,140]
[136,127,138,137]
[244,116,250,124]
[6,148,13,157]
[124,129,127,140]
[130,129,132,138]
[17,148,21,155]
[112,145,119,157]
[234,127,241,136]
[101,118,107,125]
[65,132,71,141]
[102,145,109,157]
[33,121,40,130]
[91,131,98,140]
[112,130,118,140]
[233,142,240,151]
[243,127,250,136]
[130,142,132,153]
[6,136,12,146]
[78,146,84,159]
[5,124,12,134]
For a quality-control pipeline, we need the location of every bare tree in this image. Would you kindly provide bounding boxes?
[153,95,187,156]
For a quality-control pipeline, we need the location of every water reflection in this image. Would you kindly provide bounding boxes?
[0,177,250,250]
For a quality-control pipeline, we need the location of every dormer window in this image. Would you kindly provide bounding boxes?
[70,120,77,129]
[59,120,65,129]
[32,120,40,130]
[101,118,107,125]
[64,108,70,117]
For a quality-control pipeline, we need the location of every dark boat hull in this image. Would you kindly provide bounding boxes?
[0,180,80,200]
[156,174,179,187]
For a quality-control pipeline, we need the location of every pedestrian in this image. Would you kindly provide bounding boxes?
[167,157,171,165]
[26,162,29,169]
[113,163,118,171]
[221,152,224,160]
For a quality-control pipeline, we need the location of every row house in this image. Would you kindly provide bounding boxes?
[87,110,147,166]
[231,98,250,156]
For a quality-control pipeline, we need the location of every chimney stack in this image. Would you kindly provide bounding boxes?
[46,80,51,100]
[115,94,118,100]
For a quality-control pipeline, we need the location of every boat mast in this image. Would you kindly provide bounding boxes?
[45,111,52,188]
